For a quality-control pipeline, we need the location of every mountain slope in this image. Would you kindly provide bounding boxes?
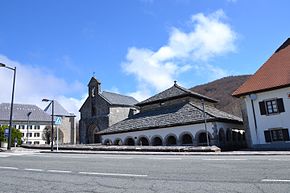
[190,75,251,118]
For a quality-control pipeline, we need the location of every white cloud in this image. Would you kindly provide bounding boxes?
[0,55,85,119]
[122,10,237,101]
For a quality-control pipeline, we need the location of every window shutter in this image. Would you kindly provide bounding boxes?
[282,129,289,141]
[264,130,271,142]
[277,98,285,112]
[259,101,266,115]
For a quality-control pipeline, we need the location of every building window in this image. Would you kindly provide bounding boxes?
[34,133,40,137]
[35,125,40,130]
[264,128,289,142]
[266,100,278,114]
[26,133,32,137]
[259,98,285,115]
[34,141,40,145]
[91,87,96,97]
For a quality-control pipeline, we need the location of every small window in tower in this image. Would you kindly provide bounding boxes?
[92,87,96,97]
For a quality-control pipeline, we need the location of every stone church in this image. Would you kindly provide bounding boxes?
[79,77,138,144]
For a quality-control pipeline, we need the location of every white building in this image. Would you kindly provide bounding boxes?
[233,38,290,149]
[0,103,51,145]
[99,83,245,148]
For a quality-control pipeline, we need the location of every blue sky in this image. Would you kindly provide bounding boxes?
[0,0,289,116]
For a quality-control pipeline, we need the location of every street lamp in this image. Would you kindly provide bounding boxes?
[42,99,54,151]
[26,112,32,144]
[0,62,16,150]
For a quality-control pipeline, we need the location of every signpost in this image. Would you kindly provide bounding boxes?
[4,128,9,138]
[55,117,62,151]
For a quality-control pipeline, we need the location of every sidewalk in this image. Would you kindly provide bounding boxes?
[41,150,290,156]
[3,146,290,156]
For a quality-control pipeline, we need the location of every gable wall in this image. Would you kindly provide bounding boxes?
[243,87,290,146]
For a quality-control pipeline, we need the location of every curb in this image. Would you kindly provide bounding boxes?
[38,150,290,156]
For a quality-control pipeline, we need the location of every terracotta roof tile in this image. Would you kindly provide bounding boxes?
[233,38,290,97]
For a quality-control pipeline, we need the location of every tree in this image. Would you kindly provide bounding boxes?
[42,126,51,144]
[0,125,22,146]
[42,126,64,144]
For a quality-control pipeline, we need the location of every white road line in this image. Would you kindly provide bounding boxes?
[29,154,89,159]
[148,157,182,160]
[79,171,147,177]
[0,166,19,170]
[47,170,72,173]
[203,158,247,161]
[103,156,133,159]
[24,168,44,172]
[268,159,290,161]
[262,179,290,183]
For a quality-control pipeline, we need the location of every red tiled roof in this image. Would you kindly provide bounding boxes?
[233,38,290,97]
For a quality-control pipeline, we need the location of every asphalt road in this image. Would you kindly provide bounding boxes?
[0,152,290,193]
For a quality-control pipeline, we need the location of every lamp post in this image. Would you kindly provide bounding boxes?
[201,99,210,146]
[0,62,16,150]
[26,112,32,144]
[42,99,54,151]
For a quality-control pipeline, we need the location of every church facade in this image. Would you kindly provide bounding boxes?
[79,77,138,144]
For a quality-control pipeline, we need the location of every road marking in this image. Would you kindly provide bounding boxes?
[24,168,44,172]
[148,157,182,160]
[103,156,133,159]
[268,159,290,161]
[0,166,19,170]
[0,155,9,157]
[79,171,147,177]
[47,170,72,173]
[262,179,290,183]
[203,158,247,161]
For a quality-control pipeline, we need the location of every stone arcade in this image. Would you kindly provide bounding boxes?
[99,82,246,148]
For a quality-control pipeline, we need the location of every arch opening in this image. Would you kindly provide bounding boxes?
[152,136,163,146]
[104,139,112,145]
[198,132,210,146]
[125,137,135,146]
[138,137,149,146]
[166,135,177,146]
[181,133,193,145]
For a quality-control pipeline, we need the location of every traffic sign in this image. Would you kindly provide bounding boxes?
[55,116,62,125]
[4,128,9,138]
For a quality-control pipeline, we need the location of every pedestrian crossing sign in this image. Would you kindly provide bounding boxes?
[55,116,62,125]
